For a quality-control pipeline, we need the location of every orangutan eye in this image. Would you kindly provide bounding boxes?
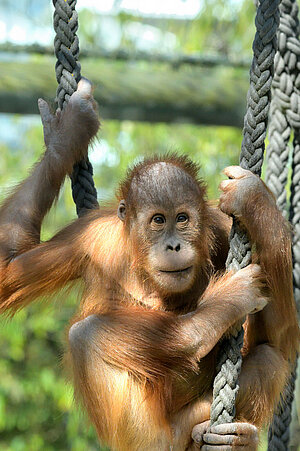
[177,213,189,223]
[152,214,166,225]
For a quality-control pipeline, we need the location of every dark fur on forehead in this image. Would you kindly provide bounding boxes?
[117,154,206,202]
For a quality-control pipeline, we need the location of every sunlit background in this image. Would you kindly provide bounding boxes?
[0,1,298,450]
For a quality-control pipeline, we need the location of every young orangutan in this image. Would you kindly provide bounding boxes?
[0,79,298,451]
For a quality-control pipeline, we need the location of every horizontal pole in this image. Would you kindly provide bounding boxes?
[0,58,248,126]
[0,42,251,69]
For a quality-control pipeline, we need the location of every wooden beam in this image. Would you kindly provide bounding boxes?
[0,42,251,68]
[0,58,248,126]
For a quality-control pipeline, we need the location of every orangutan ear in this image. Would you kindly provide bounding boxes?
[117,200,126,221]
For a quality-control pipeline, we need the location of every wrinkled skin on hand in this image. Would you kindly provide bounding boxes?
[38,77,99,167]
[219,166,276,222]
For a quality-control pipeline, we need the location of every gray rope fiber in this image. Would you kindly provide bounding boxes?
[266,0,300,214]
[268,364,297,450]
[210,0,281,426]
[265,99,291,215]
[52,0,98,217]
[265,0,300,448]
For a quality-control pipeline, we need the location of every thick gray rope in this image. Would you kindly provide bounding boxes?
[265,100,290,215]
[268,131,300,451]
[211,0,280,426]
[265,0,300,448]
[53,0,98,217]
[289,358,300,451]
[268,365,297,451]
[266,0,300,214]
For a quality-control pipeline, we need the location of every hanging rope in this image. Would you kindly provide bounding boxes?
[210,0,281,426]
[265,0,300,448]
[52,0,98,217]
[266,0,300,214]
[268,367,297,450]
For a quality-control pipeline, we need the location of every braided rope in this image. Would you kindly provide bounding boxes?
[264,0,300,448]
[268,365,297,450]
[52,0,98,217]
[71,159,99,217]
[265,101,290,215]
[266,0,300,215]
[267,130,300,451]
[210,0,280,426]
